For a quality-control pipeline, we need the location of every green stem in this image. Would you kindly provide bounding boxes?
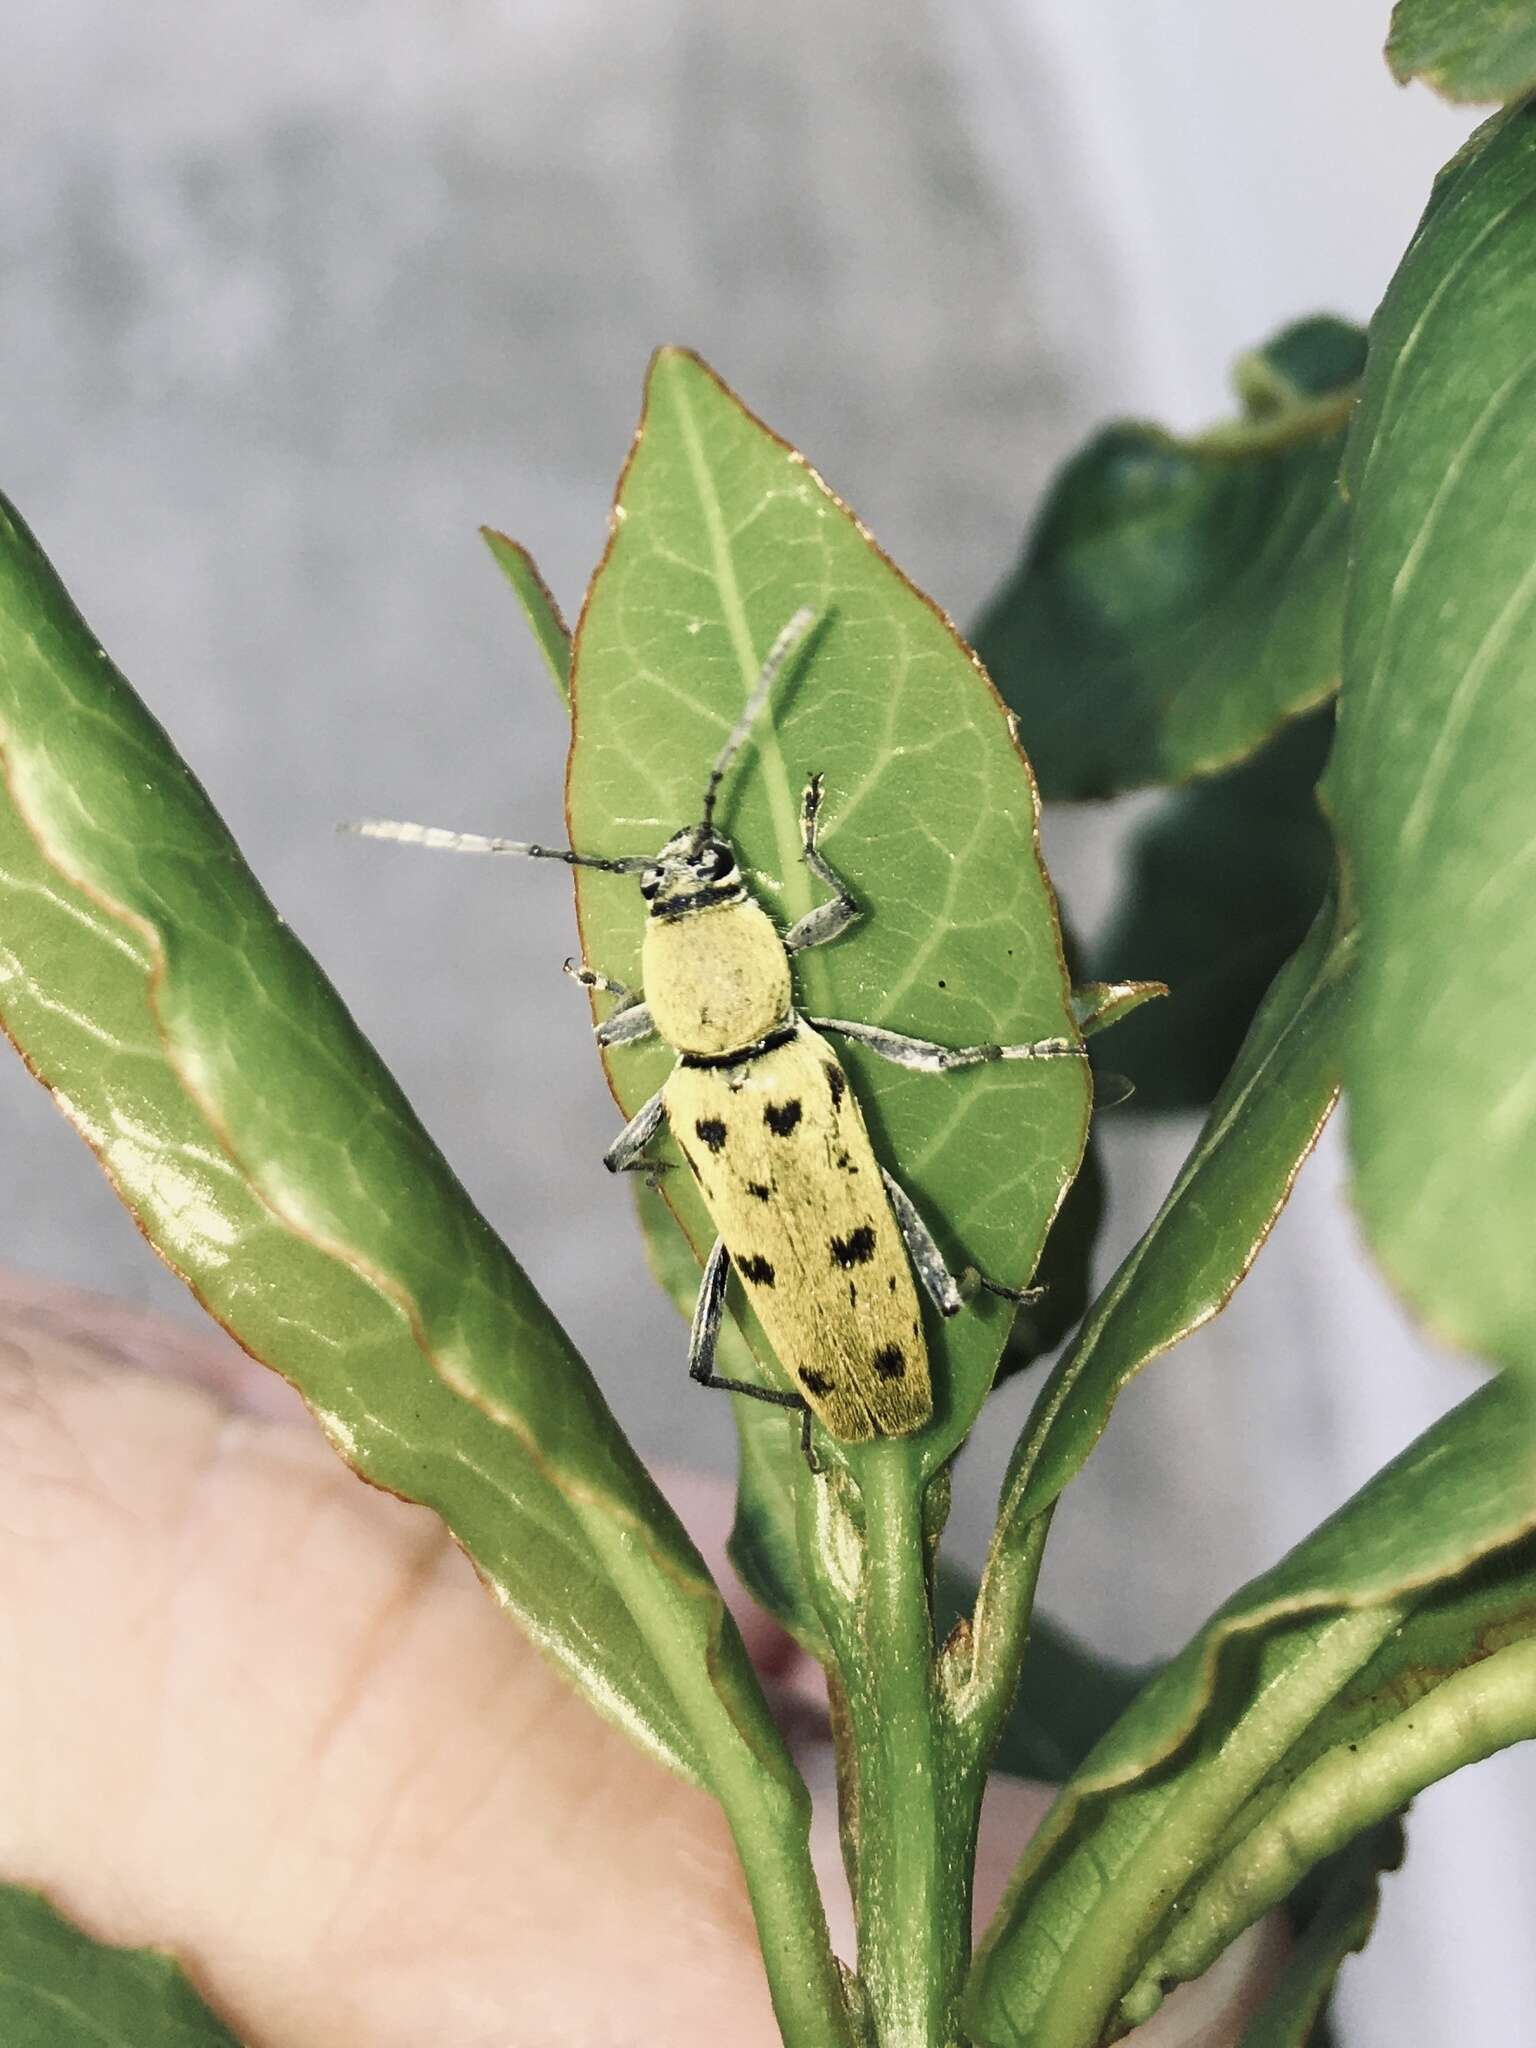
[845,1446,972,2047]
[951,1502,1054,1777]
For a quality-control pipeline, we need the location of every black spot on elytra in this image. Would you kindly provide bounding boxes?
[830,1224,877,1269]
[799,1369,835,1396]
[694,1117,728,1154]
[873,1343,906,1380]
[823,1062,846,1108]
[835,1149,858,1173]
[847,1280,858,1308]
[764,1099,803,1137]
[887,1275,897,1293]
[738,1253,776,1287]
[746,1181,772,1201]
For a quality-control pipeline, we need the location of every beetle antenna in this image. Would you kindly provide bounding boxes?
[701,606,819,829]
[341,819,650,874]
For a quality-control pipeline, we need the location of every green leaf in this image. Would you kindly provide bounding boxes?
[1090,708,1335,1110]
[481,527,572,699]
[1331,104,1536,1381]
[567,349,1090,1477]
[1069,980,1168,1037]
[990,884,1353,1538]
[0,487,783,1792]
[0,1885,243,2046]
[973,318,1364,799]
[966,1378,1536,2048]
[1388,0,1536,103]
[1239,1823,1403,2048]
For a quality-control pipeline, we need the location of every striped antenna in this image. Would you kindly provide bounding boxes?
[341,819,649,874]
[701,606,819,828]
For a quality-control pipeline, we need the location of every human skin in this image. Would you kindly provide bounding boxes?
[0,1272,1282,2046]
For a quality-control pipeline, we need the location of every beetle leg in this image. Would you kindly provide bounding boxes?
[880,1168,964,1317]
[602,1086,668,1174]
[881,1168,1045,1317]
[811,1015,1085,1072]
[688,1241,819,1467]
[565,959,657,1048]
[784,775,862,954]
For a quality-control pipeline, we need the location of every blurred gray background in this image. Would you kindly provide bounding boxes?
[2,1,1524,2038]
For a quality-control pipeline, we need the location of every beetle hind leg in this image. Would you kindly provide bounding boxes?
[689,1241,820,1469]
[881,1168,1043,1317]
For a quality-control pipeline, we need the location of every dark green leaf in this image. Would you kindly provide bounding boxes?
[996,1133,1103,1377]
[0,1885,243,2046]
[0,488,787,1793]
[1331,104,1536,1381]
[1388,0,1536,103]
[1091,709,1335,1110]
[990,885,1353,1538]
[567,349,1090,1477]
[966,1378,1536,2048]
[1240,1823,1403,2048]
[974,319,1363,799]
[481,527,572,699]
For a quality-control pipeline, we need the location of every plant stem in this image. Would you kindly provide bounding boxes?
[952,1503,1054,1774]
[844,1445,972,2047]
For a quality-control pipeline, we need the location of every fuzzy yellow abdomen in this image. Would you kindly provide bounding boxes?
[664,1019,932,1441]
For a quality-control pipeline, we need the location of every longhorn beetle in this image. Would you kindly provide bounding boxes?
[352,608,1086,1458]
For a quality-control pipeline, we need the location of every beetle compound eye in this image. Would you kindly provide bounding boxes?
[639,869,662,900]
[703,843,734,880]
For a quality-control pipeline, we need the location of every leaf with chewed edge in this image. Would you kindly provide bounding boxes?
[0,1884,244,2046]
[566,348,1090,1484]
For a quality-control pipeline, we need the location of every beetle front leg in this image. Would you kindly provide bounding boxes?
[784,775,862,954]
[565,958,657,1047]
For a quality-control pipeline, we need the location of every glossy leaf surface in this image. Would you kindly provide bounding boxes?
[967,1378,1536,2048]
[1331,104,1536,1380]
[567,350,1090,1476]
[0,1886,242,2046]
[1388,0,1536,102]
[0,488,786,1792]
[974,319,1363,798]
